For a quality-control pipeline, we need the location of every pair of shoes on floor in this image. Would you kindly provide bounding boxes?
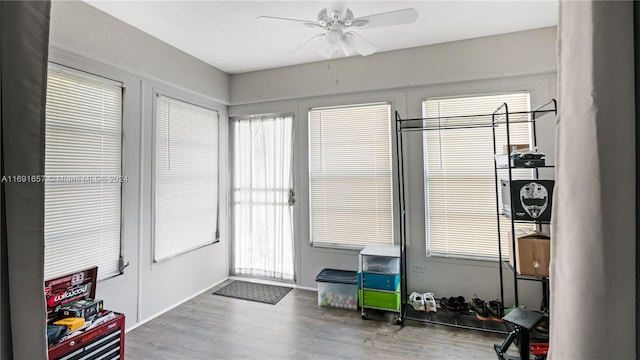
[440,296,469,312]
[469,294,504,322]
[408,292,437,313]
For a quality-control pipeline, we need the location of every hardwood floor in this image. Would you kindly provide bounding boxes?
[125,281,510,359]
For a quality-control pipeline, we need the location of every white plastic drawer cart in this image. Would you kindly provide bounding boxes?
[359,244,402,324]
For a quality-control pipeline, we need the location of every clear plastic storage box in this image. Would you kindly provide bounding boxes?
[315,269,358,310]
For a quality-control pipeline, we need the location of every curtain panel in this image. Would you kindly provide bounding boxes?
[0,1,51,359]
[551,1,635,358]
[233,116,294,280]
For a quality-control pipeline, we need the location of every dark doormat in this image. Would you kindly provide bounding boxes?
[212,281,292,305]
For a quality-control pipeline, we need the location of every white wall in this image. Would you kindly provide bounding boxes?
[49,1,230,329]
[229,27,558,309]
[50,1,229,105]
[230,27,557,105]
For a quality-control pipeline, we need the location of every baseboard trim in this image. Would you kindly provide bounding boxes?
[227,275,294,287]
[296,285,317,292]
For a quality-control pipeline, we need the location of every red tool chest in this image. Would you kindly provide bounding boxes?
[46,267,125,360]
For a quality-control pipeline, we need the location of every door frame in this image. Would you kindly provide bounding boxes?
[229,112,296,283]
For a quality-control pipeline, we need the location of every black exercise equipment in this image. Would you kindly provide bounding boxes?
[494,307,547,360]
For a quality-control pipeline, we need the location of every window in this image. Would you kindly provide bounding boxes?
[309,103,393,247]
[154,95,219,261]
[423,92,532,259]
[44,64,123,281]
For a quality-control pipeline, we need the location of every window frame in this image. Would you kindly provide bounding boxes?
[308,102,395,250]
[44,62,125,281]
[151,91,221,263]
[422,91,533,261]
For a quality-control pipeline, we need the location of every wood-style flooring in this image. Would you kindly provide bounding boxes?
[125,281,510,359]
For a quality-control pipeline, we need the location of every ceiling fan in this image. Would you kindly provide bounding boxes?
[257,3,419,59]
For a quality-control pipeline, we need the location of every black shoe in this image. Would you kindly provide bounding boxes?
[440,297,457,311]
[455,296,469,311]
[487,300,504,321]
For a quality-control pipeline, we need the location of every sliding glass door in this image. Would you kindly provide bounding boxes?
[232,115,294,281]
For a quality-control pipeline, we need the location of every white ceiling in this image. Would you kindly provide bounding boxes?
[84,1,558,75]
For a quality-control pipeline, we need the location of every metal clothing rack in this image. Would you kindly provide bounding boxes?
[492,99,557,312]
[395,99,557,332]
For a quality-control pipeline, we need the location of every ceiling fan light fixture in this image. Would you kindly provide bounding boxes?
[344,9,354,25]
[323,29,341,51]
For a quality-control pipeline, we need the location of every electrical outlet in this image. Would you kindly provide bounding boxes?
[412,264,425,273]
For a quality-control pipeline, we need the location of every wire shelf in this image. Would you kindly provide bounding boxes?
[404,307,511,334]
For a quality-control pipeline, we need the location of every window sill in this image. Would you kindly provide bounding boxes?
[310,242,364,252]
[424,254,506,269]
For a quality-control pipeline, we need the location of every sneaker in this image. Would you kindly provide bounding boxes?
[423,292,437,313]
[468,294,489,320]
[487,299,505,322]
[408,292,425,311]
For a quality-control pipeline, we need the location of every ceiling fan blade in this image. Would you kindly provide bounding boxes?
[256,15,322,28]
[291,33,326,54]
[343,32,377,56]
[350,8,418,29]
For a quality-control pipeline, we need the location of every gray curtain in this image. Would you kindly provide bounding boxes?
[551,1,635,358]
[0,1,50,359]
[636,1,640,355]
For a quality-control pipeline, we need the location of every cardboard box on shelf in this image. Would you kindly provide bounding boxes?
[508,230,550,277]
[503,144,530,154]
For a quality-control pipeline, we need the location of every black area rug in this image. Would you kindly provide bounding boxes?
[212,281,292,305]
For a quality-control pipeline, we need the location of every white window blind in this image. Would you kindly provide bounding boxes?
[44,64,123,281]
[423,93,533,259]
[309,103,393,247]
[154,95,219,261]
